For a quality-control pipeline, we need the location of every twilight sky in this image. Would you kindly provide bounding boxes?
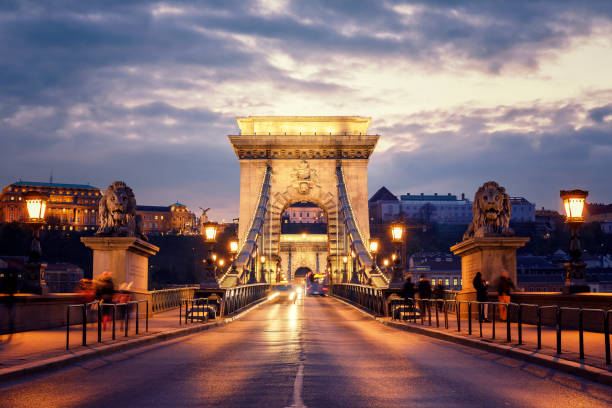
[1,1,611,221]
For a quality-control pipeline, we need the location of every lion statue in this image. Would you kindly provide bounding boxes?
[463,181,513,240]
[96,181,147,240]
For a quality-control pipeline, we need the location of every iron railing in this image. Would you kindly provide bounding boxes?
[151,286,198,313]
[330,283,385,315]
[66,300,148,350]
[389,297,611,366]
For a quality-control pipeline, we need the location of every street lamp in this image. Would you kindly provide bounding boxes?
[260,255,267,283]
[350,249,360,283]
[369,239,379,267]
[560,189,589,294]
[23,191,49,294]
[201,221,219,288]
[390,223,405,287]
[342,255,348,283]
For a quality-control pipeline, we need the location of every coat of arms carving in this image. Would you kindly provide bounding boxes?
[292,160,318,194]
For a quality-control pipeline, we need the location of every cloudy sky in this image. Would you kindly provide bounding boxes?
[1,0,611,220]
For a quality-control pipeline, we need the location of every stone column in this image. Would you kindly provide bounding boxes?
[450,237,529,304]
[81,237,159,292]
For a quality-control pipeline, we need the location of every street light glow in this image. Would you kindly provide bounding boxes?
[560,189,588,222]
[24,191,49,222]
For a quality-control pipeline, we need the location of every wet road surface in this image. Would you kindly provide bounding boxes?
[1,296,611,407]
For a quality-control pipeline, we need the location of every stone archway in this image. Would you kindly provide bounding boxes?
[229,116,378,282]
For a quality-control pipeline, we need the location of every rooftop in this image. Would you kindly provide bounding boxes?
[369,186,398,202]
[400,193,463,202]
[11,181,99,190]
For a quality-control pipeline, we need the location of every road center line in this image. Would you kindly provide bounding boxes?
[287,362,306,408]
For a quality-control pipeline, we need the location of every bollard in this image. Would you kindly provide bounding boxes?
[66,306,71,350]
[578,309,584,360]
[98,303,102,343]
[468,302,472,335]
[537,307,542,350]
[82,304,87,346]
[556,307,562,355]
[518,304,523,345]
[428,301,432,326]
[179,301,182,325]
[146,300,149,332]
[435,302,439,327]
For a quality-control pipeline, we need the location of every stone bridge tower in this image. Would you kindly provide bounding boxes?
[229,116,378,281]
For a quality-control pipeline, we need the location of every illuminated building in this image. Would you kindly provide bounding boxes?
[0,181,101,231]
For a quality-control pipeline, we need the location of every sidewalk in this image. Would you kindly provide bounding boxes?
[0,308,205,373]
[386,310,611,370]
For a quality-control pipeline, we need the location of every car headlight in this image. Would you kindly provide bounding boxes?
[289,292,296,301]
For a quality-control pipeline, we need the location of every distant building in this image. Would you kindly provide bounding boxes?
[369,187,472,225]
[0,181,102,232]
[516,255,564,292]
[408,253,462,291]
[137,202,196,235]
[282,202,327,224]
[45,263,84,293]
[509,197,536,222]
[0,180,196,236]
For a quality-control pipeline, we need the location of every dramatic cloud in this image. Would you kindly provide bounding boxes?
[1,0,611,219]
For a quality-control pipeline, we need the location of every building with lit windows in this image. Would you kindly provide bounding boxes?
[0,181,101,231]
[408,253,462,291]
[282,202,327,224]
[137,202,196,235]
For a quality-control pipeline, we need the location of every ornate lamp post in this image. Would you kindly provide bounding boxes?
[24,191,49,294]
[560,190,589,294]
[342,255,348,283]
[201,221,219,288]
[350,249,359,283]
[390,223,405,287]
[369,239,379,267]
[260,255,267,283]
[248,251,258,284]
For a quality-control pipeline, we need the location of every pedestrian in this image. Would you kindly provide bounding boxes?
[497,269,515,321]
[472,272,489,322]
[402,277,416,320]
[95,271,115,330]
[433,280,445,311]
[417,274,432,317]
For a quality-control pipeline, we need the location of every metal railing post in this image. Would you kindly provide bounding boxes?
[506,304,511,343]
[468,302,472,335]
[435,301,439,327]
[112,305,116,340]
[605,310,610,365]
[556,306,562,354]
[537,306,542,350]
[518,304,523,345]
[478,302,483,338]
[492,304,496,340]
[456,301,461,332]
[82,304,87,346]
[98,303,102,342]
[444,300,448,329]
[124,304,129,337]
[578,309,584,360]
[66,306,70,350]
[135,302,139,335]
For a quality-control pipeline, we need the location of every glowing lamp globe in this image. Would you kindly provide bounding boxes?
[369,239,379,254]
[229,240,239,253]
[383,259,389,267]
[203,222,218,243]
[342,256,348,264]
[24,191,49,222]
[560,190,588,223]
[260,255,266,264]
[391,225,404,242]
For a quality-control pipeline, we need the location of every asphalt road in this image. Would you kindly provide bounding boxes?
[1,296,611,408]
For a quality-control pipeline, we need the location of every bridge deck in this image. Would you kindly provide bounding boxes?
[1,297,610,407]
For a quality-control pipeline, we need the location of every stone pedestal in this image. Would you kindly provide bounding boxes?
[450,237,529,305]
[23,263,48,296]
[81,237,159,292]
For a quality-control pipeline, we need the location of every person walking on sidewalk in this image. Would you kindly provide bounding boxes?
[417,274,433,317]
[497,270,515,321]
[473,272,489,322]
